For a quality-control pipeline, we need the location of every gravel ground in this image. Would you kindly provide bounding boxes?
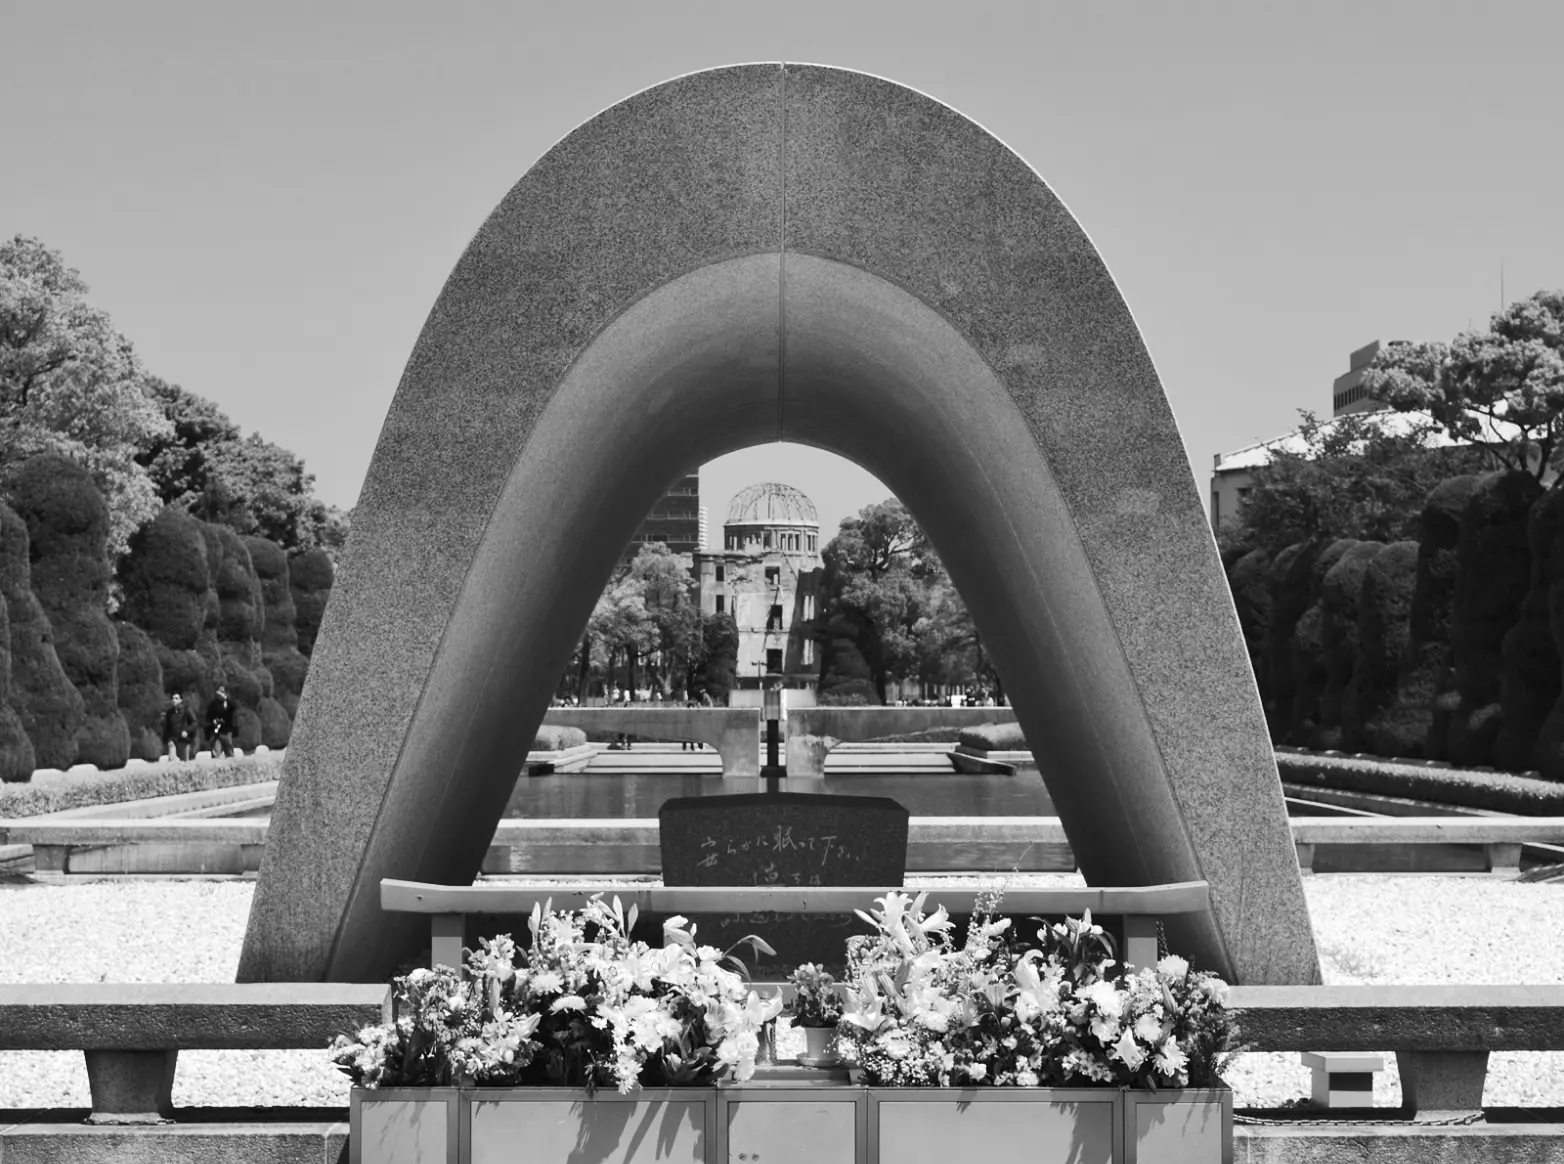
[1,873,1560,1110]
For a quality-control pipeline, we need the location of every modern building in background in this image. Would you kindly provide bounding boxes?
[622,472,702,563]
[1210,343,1390,529]
[1331,341,1385,417]
[693,483,824,703]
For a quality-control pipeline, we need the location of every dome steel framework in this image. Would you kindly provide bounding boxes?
[725,482,819,527]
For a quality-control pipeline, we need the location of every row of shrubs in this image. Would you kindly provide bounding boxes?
[1226,470,1564,780]
[0,455,335,781]
[0,751,285,817]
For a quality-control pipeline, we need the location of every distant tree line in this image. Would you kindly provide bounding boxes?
[0,237,342,779]
[560,543,739,703]
[1220,291,1564,779]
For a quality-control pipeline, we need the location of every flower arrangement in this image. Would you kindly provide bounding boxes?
[835,889,1234,1089]
[787,963,845,1028]
[331,894,783,1093]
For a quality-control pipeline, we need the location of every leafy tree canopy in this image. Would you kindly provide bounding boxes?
[575,543,724,699]
[1363,290,1564,482]
[819,498,997,702]
[0,236,168,558]
[1217,409,1492,559]
[137,376,350,554]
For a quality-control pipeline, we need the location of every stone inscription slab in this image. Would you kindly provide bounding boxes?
[657,792,909,974]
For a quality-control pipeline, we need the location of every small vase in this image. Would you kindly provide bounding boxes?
[801,1025,837,1063]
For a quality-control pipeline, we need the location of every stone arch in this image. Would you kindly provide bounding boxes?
[240,64,1319,985]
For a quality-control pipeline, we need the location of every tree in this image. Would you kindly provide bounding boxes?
[1218,409,1490,559]
[817,498,992,703]
[137,377,352,554]
[1362,290,1564,484]
[694,611,739,701]
[0,236,168,559]
[625,543,704,696]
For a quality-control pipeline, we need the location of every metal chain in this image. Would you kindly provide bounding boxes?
[1234,1111,1485,1127]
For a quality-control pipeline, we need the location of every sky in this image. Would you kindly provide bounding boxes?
[4,1,1562,543]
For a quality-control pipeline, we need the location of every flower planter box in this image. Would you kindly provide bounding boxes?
[870,1088,1121,1163]
[352,1086,716,1164]
[351,1084,1229,1164]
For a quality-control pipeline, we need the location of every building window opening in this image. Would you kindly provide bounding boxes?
[715,565,725,583]
[715,594,725,614]
[763,530,773,549]
[808,535,816,552]
[767,604,783,630]
[765,565,780,586]
[766,648,783,673]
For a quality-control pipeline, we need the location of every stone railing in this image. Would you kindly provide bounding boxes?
[0,982,386,1123]
[4,982,1562,1133]
[9,815,1563,879]
[1227,984,1564,1119]
[541,707,762,775]
[784,707,1017,777]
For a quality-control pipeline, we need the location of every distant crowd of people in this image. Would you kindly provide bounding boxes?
[550,688,716,709]
[159,685,239,761]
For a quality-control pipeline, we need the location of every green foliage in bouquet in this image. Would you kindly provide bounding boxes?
[332,894,782,1094]
[787,963,845,1028]
[836,889,1235,1089]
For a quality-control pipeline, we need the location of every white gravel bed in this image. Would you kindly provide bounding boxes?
[1,874,1560,1111]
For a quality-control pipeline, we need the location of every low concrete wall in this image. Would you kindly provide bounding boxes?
[785,707,1017,776]
[543,708,760,775]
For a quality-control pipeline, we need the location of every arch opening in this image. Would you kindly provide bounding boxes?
[241,63,1318,987]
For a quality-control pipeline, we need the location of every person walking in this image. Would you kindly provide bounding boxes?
[161,693,198,761]
[205,685,238,759]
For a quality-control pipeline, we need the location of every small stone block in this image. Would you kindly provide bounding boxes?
[1397,1048,1489,1119]
[83,1048,177,1123]
[1486,843,1523,874]
[1301,1051,1384,1109]
[1294,841,1316,873]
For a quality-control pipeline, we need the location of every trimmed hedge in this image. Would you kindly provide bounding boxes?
[532,725,588,751]
[8,455,128,768]
[0,499,83,768]
[114,622,166,761]
[1497,487,1564,772]
[0,586,36,782]
[1538,494,1564,781]
[289,548,334,656]
[1288,602,1326,745]
[1371,475,1480,759]
[1276,750,1564,815]
[202,523,275,754]
[1227,548,1273,694]
[258,695,292,749]
[120,506,213,650]
[1285,539,1360,745]
[1345,540,1418,752]
[1264,542,1320,741]
[956,721,1027,751]
[0,750,284,817]
[862,726,966,744]
[1316,541,1384,749]
[247,535,307,718]
[1447,471,1540,767]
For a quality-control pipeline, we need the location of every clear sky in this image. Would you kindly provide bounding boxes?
[5,1,1561,543]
